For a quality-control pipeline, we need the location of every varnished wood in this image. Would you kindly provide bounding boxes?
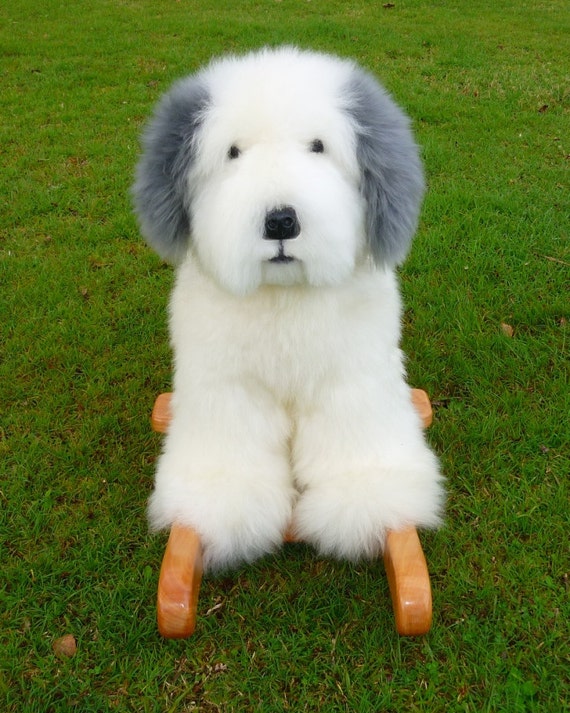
[283,527,297,543]
[151,392,172,434]
[157,523,203,638]
[151,388,435,637]
[410,387,433,428]
[383,527,432,635]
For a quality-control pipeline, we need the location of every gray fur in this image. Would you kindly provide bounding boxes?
[344,68,425,266]
[132,77,210,263]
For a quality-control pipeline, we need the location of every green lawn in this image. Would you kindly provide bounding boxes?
[1,0,568,711]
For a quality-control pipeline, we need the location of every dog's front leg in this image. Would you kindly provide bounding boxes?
[291,379,444,561]
[148,383,295,572]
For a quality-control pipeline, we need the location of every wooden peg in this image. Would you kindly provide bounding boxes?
[410,387,433,428]
[151,392,172,434]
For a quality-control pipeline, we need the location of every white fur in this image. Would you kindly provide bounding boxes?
[188,51,364,296]
[142,48,444,572]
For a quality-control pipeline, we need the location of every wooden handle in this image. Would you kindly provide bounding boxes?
[151,392,173,434]
[410,388,433,428]
[383,527,432,635]
[152,389,433,434]
[157,523,203,638]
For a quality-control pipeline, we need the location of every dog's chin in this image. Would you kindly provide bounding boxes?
[261,258,305,287]
[206,251,356,295]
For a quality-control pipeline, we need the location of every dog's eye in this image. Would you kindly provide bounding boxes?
[228,145,241,159]
[310,139,324,154]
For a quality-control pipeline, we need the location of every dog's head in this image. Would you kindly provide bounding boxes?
[133,47,424,295]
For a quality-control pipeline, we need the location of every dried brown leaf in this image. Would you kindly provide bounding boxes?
[53,634,77,658]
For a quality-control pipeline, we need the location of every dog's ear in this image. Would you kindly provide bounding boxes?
[345,68,425,266]
[132,77,210,263]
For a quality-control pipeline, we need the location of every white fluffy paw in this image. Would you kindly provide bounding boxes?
[149,470,296,573]
[292,466,444,561]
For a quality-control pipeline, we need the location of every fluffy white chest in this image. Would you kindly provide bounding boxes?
[169,257,403,405]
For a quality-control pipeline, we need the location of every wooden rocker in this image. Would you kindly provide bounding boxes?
[150,389,434,638]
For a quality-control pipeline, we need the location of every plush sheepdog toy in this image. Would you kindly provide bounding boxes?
[133,46,444,572]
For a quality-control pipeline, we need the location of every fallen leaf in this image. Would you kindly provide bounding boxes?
[500,322,514,337]
[53,634,77,658]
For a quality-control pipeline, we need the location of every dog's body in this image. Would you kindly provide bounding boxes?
[134,47,444,572]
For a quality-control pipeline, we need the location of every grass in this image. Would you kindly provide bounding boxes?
[1,0,568,710]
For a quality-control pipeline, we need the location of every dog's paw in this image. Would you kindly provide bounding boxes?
[149,468,296,573]
[292,464,444,561]
[197,490,294,573]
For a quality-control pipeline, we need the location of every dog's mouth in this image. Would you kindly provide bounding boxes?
[269,241,296,264]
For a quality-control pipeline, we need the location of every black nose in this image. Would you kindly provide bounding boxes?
[264,207,300,241]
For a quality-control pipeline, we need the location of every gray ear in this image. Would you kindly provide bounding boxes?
[132,76,210,262]
[345,68,425,266]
